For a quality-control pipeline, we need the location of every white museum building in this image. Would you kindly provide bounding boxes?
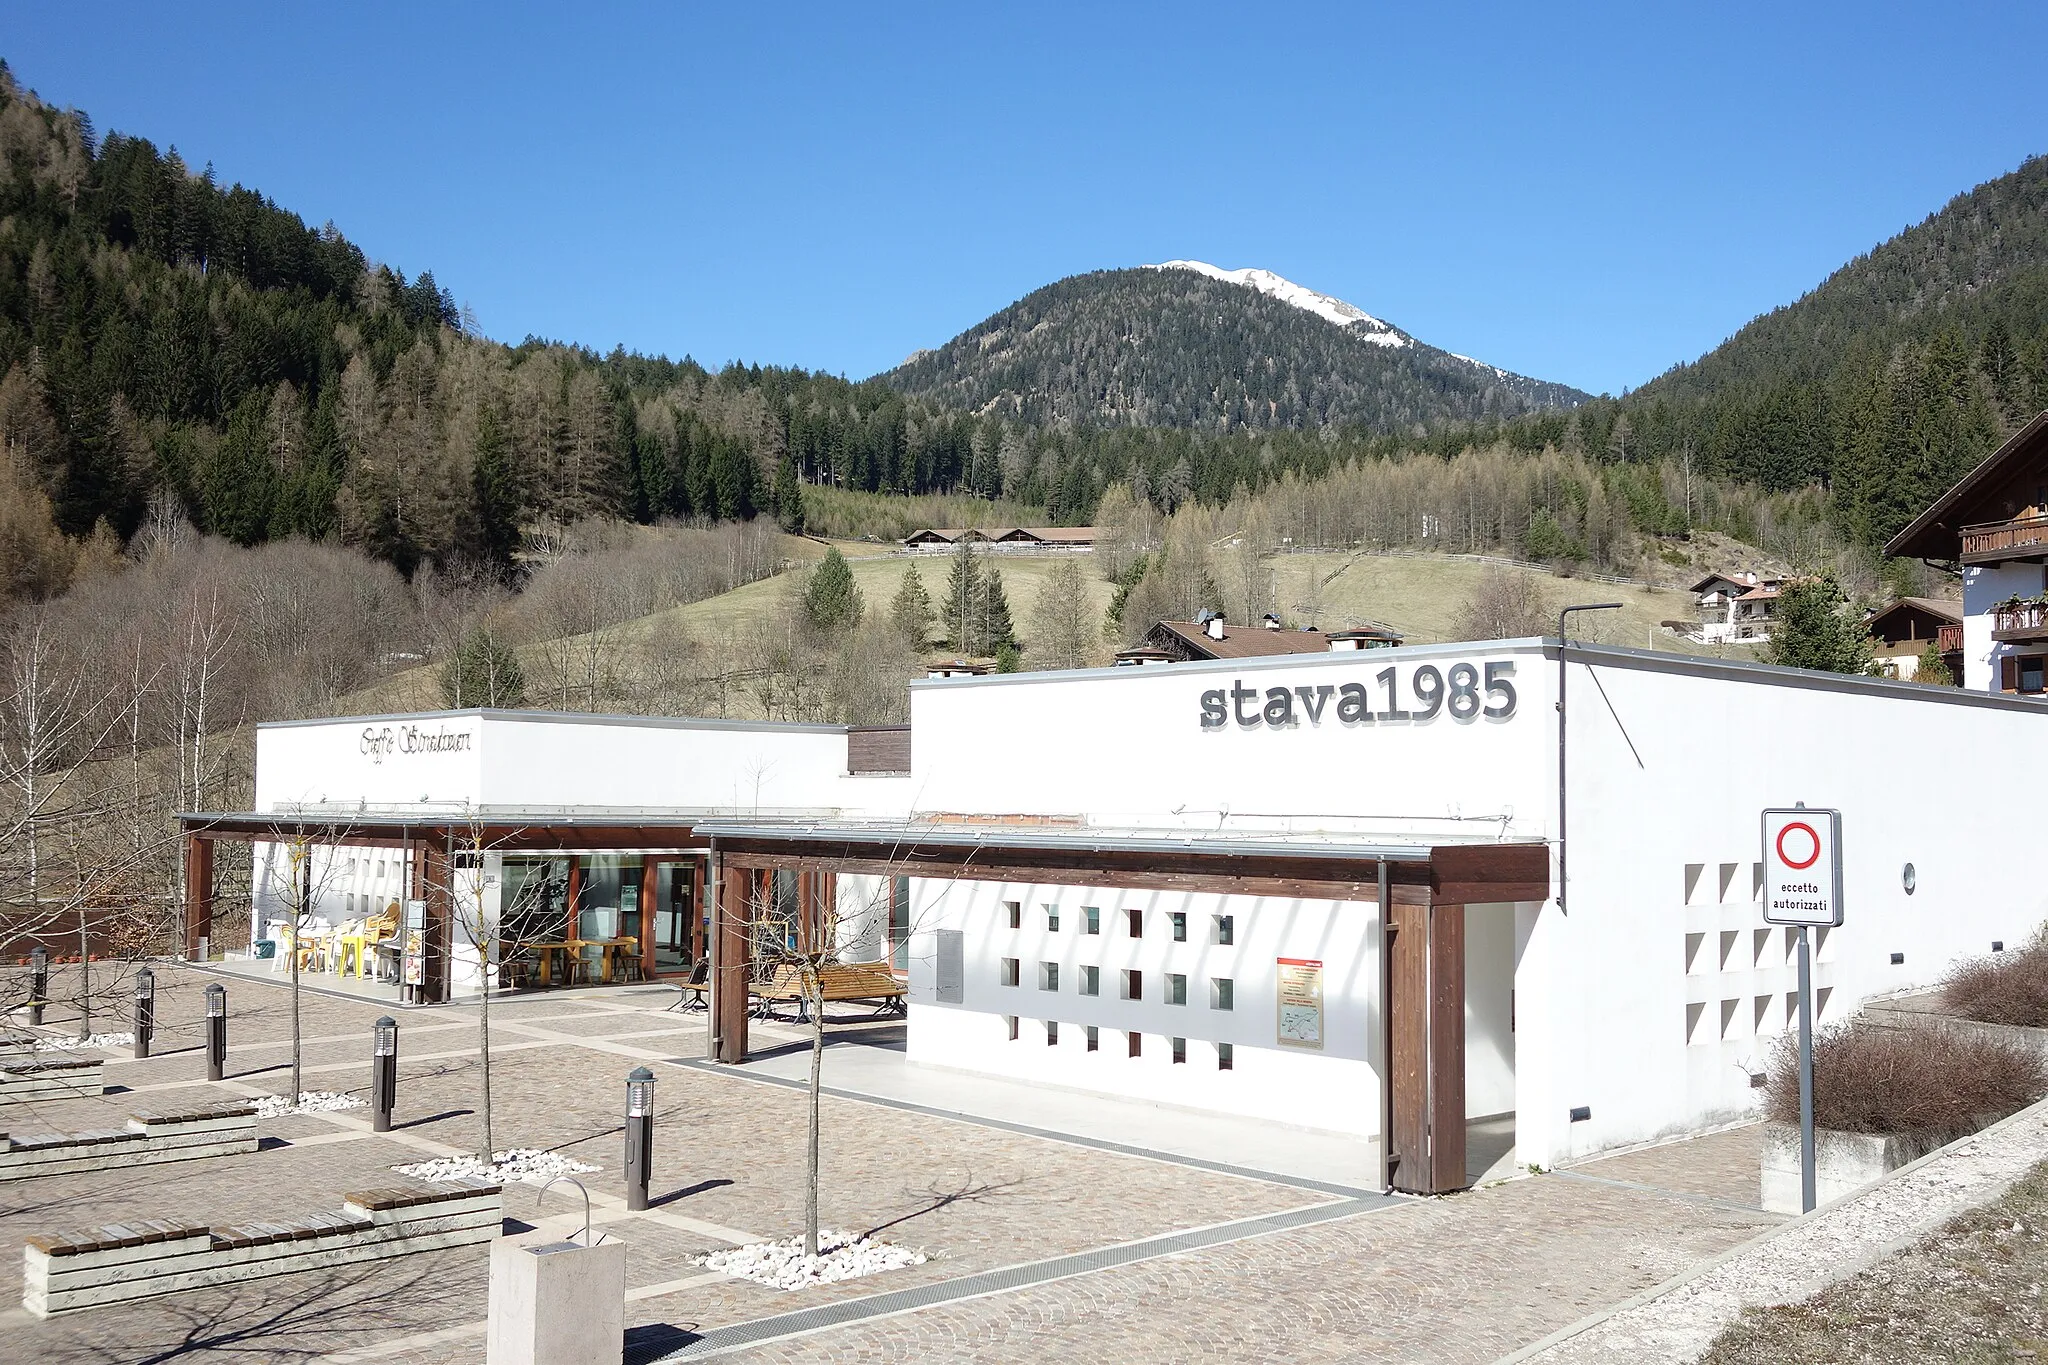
[183,636,2048,1195]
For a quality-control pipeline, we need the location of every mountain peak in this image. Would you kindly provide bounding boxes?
[1146,260,1408,347]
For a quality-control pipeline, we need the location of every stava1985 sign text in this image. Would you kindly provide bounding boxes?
[1199,660,1516,730]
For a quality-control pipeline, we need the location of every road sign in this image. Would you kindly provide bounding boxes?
[1761,807,1843,927]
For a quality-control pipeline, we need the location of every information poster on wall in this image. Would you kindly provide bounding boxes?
[1276,957,1324,1050]
[401,899,426,987]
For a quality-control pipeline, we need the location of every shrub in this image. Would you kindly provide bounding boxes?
[1942,931,2048,1029]
[1765,1017,2047,1137]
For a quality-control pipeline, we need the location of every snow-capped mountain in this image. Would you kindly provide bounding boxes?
[882,266,1585,433]
[1147,261,1410,348]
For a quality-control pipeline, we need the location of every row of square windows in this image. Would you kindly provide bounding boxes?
[999,961,1232,1009]
[1003,903,1235,945]
[1002,1017,1234,1069]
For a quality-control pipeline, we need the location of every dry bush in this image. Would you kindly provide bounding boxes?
[1942,930,2048,1029]
[1765,1017,2048,1136]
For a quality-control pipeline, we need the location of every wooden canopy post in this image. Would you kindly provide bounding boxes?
[638,855,659,980]
[419,837,453,1005]
[712,850,753,1063]
[1388,894,1468,1195]
[182,833,216,959]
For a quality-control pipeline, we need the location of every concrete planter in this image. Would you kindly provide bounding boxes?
[1760,1121,1958,1213]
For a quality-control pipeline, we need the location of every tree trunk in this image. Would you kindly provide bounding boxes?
[805,973,824,1258]
[478,938,494,1163]
[289,846,307,1103]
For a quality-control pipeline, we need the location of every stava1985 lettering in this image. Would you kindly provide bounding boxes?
[1200,661,1516,730]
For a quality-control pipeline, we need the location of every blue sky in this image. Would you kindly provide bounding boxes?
[11,3,2046,396]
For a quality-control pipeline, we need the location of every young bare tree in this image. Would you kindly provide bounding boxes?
[1450,566,1552,641]
[1028,557,1096,670]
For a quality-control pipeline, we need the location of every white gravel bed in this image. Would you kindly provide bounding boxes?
[1519,1097,2048,1364]
[253,1090,366,1118]
[34,1032,133,1051]
[393,1149,600,1186]
[696,1231,929,1290]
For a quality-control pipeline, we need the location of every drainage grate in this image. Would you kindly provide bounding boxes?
[635,1194,1396,1362]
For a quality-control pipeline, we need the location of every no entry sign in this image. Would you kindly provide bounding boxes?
[1761,807,1843,927]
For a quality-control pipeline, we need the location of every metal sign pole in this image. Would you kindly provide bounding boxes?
[1796,924,1816,1214]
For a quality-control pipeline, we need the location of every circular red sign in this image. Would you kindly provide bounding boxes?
[1776,821,1821,870]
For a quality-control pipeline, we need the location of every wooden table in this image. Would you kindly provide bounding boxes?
[528,941,576,987]
[580,938,634,984]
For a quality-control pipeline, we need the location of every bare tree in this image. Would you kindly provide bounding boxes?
[1028,557,1097,670]
[1450,566,1552,641]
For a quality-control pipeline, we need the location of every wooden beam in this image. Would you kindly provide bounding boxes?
[1430,843,1550,906]
[1428,902,1467,1193]
[419,839,452,1005]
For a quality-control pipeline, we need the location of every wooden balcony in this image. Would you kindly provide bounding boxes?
[1937,623,1964,653]
[1992,602,2048,644]
[1962,516,2048,564]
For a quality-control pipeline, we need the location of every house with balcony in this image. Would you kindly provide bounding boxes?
[1689,571,1782,644]
[1864,597,1963,681]
[1886,411,2048,695]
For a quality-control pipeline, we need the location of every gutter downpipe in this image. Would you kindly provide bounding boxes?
[707,837,722,1063]
[1556,606,1622,916]
[1376,858,1392,1194]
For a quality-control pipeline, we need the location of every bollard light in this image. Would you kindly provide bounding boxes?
[624,1065,655,1212]
[371,1015,398,1133]
[133,966,156,1059]
[28,946,48,1026]
[204,982,227,1082]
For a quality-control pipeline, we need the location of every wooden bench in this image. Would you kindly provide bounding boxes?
[751,962,907,1019]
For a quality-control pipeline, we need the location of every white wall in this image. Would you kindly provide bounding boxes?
[254,710,914,819]
[1528,649,2048,1166]
[1964,562,2044,693]
[904,878,1381,1136]
[1464,902,1518,1118]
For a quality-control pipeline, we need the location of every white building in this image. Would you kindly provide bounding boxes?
[189,638,2048,1193]
[1888,410,2048,695]
[1690,571,1782,644]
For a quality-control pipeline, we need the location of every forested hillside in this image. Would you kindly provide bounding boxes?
[884,266,1587,431]
[1540,155,2048,550]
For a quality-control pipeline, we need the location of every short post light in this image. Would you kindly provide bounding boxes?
[132,966,156,1059]
[371,1015,399,1133]
[204,982,227,1082]
[28,946,48,1026]
[624,1066,655,1212]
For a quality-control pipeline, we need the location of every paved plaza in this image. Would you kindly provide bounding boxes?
[0,965,1783,1363]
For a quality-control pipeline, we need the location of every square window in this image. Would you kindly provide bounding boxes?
[1127,1031,1142,1058]
[2026,657,2048,694]
[1040,961,1060,991]
[1171,912,1187,942]
[1211,977,1234,1011]
[1172,1037,1187,1064]
[1085,1024,1099,1052]
[1214,914,1234,946]
[1218,1041,1234,1071]
[1084,907,1101,935]
[1122,968,1143,1001]
[1045,905,1059,932]
[1045,1020,1059,1046]
[1000,957,1020,987]
[1126,908,1143,938]
[1080,965,1100,996]
[1005,901,1021,930]
[1006,1015,1019,1041]
[1166,973,1187,1006]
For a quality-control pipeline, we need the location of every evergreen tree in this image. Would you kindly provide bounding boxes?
[803,547,862,633]
[1913,641,1955,687]
[982,563,1015,652]
[470,405,523,577]
[944,542,983,652]
[1764,576,1877,676]
[773,449,806,534]
[440,626,526,707]
[890,563,935,649]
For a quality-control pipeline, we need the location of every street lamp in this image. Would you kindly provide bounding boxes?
[371,1016,399,1132]
[28,947,47,1026]
[625,1066,655,1211]
[1556,602,1623,916]
[204,983,227,1081]
[132,966,156,1059]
